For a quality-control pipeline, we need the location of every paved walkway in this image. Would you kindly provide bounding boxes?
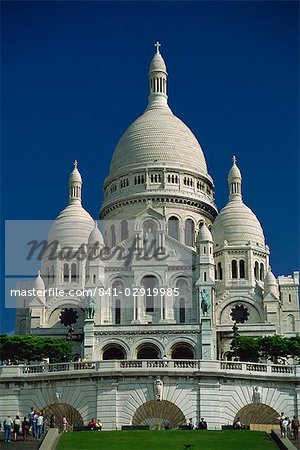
[0,432,42,449]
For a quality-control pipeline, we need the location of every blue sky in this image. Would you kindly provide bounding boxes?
[1,1,299,333]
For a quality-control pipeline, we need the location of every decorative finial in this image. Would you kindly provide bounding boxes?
[154,41,161,54]
[74,160,78,169]
[232,155,236,165]
[38,270,41,277]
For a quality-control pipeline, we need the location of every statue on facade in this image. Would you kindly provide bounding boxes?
[201,290,210,316]
[155,378,163,401]
[144,227,156,256]
[86,295,96,319]
[252,386,261,403]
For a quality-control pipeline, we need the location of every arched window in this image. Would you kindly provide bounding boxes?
[232,260,238,279]
[287,314,295,332]
[71,263,77,282]
[185,219,194,246]
[218,262,223,281]
[260,263,264,281]
[168,216,179,240]
[111,225,116,247]
[63,263,69,282]
[179,298,185,323]
[239,260,245,279]
[120,220,129,241]
[115,299,121,324]
[254,262,259,280]
[142,275,158,313]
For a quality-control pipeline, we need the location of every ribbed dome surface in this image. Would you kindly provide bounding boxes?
[212,199,265,247]
[47,203,94,249]
[110,107,208,176]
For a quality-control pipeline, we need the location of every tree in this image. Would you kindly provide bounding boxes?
[230,336,260,362]
[287,335,300,362]
[230,335,300,363]
[259,335,289,363]
[0,334,72,363]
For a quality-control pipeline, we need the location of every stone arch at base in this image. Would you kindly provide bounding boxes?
[235,403,279,425]
[132,400,186,430]
[44,403,83,430]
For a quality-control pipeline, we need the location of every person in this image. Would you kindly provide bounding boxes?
[13,415,21,441]
[162,354,168,367]
[62,415,68,432]
[32,410,38,437]
[281,417,289,438]
[28,407,35,434]
[88,418,97,430]
[187,418,195,430]
[292,415,299,440]
[50,414,56,428]
[22,417,30,441]
[198,417,207,430]
[278,412,285,436]
[95,419,102,431]
[233,417,242,430]
[4,416,13,443]
[36,412,43,440]
[42,411,47,436]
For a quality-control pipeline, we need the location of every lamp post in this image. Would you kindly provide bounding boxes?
[232,322,239,360]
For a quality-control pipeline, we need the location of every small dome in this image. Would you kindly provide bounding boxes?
[88,221,104,246]
[212,200,265,247]
[149,53,167,73]
[69,161,82,184]
[264,267,277,287]
[47,203,94,249]
[197,222,212,242]
[34,271,45,291]
[264,267,279,296]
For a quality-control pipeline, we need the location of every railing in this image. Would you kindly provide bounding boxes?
[0,359,298,378]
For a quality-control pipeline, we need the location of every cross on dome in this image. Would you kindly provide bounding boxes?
[154,41,161,54]
[74,160,78,169]
[232,155,237,165]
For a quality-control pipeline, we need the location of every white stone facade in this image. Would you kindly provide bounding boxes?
[11,45,299,429]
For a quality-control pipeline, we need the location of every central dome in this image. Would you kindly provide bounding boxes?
[110,106,208,176]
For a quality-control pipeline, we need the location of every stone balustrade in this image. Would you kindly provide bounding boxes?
[0,359,298,379]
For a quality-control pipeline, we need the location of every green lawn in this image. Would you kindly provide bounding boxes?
[57,430,278,450]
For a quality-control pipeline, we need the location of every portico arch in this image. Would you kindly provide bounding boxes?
[102,343,127,360]
[43,403,83,430]
[136,342,161,359]
[132,400,186,430]
[171,342,195,359]
[234,403,279,425]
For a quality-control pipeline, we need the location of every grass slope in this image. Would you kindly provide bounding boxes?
[57,430,277,450]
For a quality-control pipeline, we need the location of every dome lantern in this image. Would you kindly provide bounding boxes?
[147,41,168,109]
[68,160,82,204]
[228,155,242,201]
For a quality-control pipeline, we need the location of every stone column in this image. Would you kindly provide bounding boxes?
[198,380,221,430]
[159,286,175,323]
[84,318,94,359]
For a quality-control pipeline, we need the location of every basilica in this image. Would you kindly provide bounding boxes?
[15,44,299,365]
